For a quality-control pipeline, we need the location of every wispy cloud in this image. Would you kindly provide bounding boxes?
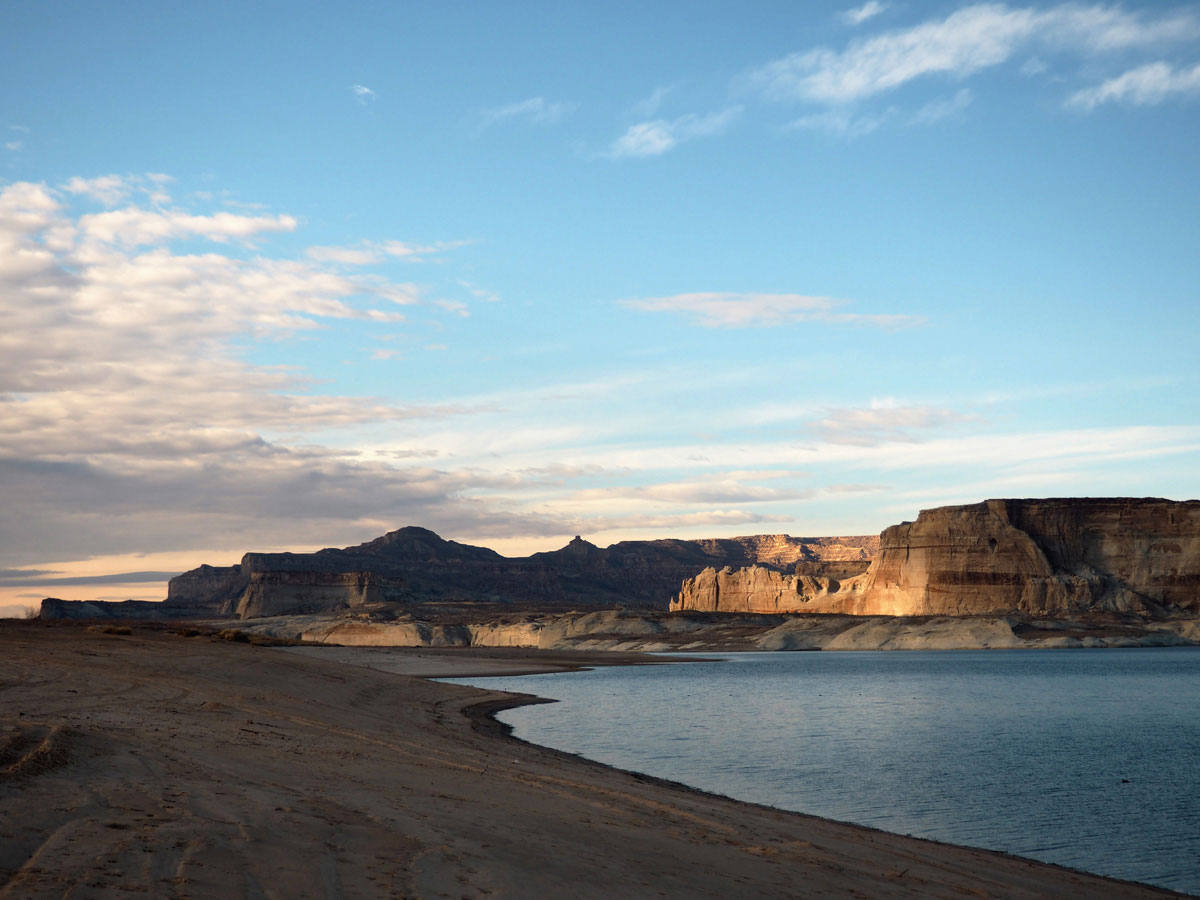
[63,174,135,205]
[750,3,1199,104]
[62,173,173,207]
[619,292,922,328]
[812,399,979,446]
[1068,60,1200,109]
[786,107,893,137]
[568,477,813,506]
[458,279,501,303]
[351,84,376,104]
[630,84,677,117]
[910,87,973,124]
[470,96,575,132]
[306,238,471,266]
[1020,56,1049,76]
[841,1,888,26]
[606,107,742,158]
[7,125,29,151]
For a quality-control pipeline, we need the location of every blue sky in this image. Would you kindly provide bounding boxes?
[2,1,1198,611]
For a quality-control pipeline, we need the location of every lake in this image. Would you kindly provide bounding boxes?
[451,648,1200,896]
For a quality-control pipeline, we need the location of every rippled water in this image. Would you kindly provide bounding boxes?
[451,648,1200,896]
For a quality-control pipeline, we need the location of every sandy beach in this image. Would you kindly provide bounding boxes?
[0,624,1185,899]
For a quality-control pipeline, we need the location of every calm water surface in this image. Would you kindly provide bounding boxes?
[451,648,1200,896]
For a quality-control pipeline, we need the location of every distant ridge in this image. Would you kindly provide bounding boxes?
[39,529,878,621]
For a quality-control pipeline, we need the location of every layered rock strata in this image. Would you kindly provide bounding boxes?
[221,609,1200,652]
[672,498,1200,618]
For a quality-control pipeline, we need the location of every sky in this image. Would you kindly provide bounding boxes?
[2,1,1198,615]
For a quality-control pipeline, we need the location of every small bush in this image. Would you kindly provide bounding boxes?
[218,629,250,643]
[86,624,132,635]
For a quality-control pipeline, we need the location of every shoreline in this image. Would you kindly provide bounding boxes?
[446,646,1200,898]
[1,623,1188,899]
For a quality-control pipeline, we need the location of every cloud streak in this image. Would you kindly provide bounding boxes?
[470,96,575,132]
[812,400,979,445]
[750,3,1199,104]
[1068,60,1200,109]
[619,292,922,328]
[842,2,888,27]
[606,107,742,158]
[306,238,471,266]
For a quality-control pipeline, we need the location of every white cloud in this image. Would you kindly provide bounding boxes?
[470,96,575,132]
[910,87,973,124]
[606,107,742,158]
[62,173,174,207]
[63,174,134,205]
[750,3,1199,104]
[842,2,888,26]
[351,84,376,104]
[1067,60,1200,109]
[619,292,922,328]
[78,206,297,247]
[4,141,21,152]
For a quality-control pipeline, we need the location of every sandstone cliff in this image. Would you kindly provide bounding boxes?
[672,498,1200,618]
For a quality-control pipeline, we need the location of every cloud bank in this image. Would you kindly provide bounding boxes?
[0,176,529,565]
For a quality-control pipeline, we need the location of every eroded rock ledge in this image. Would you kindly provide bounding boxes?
[218,609,1200,652]
[672,498,1200,618]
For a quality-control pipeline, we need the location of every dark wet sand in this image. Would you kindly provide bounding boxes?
[0,624,1185,898]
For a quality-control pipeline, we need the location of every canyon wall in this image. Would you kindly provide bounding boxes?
[672,498,1200,618]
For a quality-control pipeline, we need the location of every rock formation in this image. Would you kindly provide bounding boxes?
[232,571,409,619]
[42,527,877,621]
[672,498,1200,618]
